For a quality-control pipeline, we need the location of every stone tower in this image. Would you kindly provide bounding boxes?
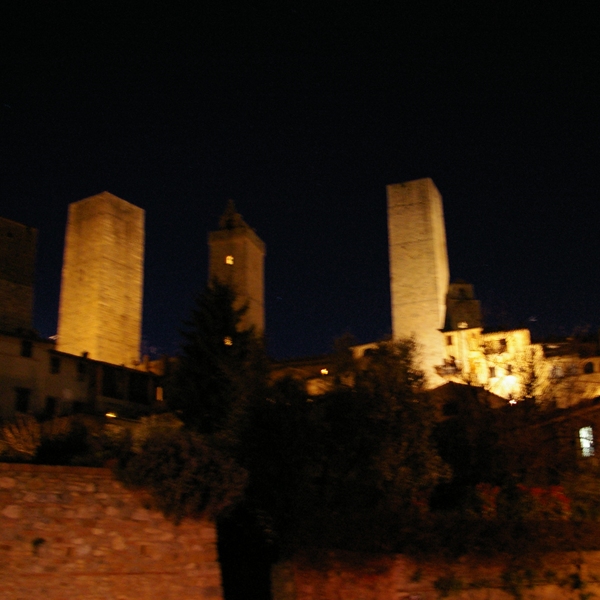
[387,178,449,386]
[208,201,266,333]
[0,217,37,334]
[56,192,144,366]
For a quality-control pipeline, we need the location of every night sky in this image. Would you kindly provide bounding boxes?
[2,4,599,359]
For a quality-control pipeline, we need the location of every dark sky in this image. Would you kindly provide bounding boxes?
[2,4,599,359]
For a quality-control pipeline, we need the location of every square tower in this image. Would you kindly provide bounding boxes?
[387,178,449,385]
[0,217,37,334]
[208,201,266,333]
[57,192,144,366]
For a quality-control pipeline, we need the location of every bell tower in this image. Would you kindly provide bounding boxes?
[387,178,449,386]
[208,201,266,333]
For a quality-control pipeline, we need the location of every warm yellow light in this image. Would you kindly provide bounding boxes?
[458,321,468,329]
[320,368,329,375]
[156,386,163,401]
[225,255,234,265]
[105,412,117,418]
[224,336,233,346]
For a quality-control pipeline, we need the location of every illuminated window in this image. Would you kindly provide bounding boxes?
[580,426,595,457]
[320,368,329,375]
[225,255,234,265]
[224,336,233,346]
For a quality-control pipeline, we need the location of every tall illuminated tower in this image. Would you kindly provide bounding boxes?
[0,217,37,334]
[387,178,449,386]
[57,192,144,366]
[208,200,266,333]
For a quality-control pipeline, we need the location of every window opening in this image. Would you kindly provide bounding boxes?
[580,426,595,457]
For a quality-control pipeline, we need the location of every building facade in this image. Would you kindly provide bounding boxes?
[0,217,37,335]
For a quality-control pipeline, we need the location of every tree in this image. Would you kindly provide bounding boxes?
[245,338,450,552]
[118,281,267,522]
[167,279,268,438]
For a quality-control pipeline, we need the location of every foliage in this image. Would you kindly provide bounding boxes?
[166,279,268,437]
[1,414,93,464]
[116,282,265,522]
[244,338,450,552]
[130,413,184,453]
[118,426,247,522]
[2,414,41,457]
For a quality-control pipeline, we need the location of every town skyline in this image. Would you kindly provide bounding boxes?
[2,4,599,359]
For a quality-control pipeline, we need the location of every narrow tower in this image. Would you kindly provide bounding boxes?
[0,217,37,334]
[387,178,449,386]
[208,201,266,333]
[56,192,144,366]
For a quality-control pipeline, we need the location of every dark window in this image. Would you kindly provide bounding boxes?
[129,371,151,405]
[498,338,507,353]
[102,365,125,399]
[15,387,31,412]
[72,401,85,414]
[77,360,86,381]
[507,364,513,374]
[489,366,496,378]
[43,396,57,419]
[21,340,32,358]
[446,335,453,346]
[584,362,594,374]
[50,356,60,374]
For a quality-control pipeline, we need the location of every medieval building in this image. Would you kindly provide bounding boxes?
[0,195,155,421]
[1,180,600,434]
[57,192,145,367]
[208,200,266,333]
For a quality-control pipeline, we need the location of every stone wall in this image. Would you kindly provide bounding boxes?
[0,463,222,599]
[273,549,600,599]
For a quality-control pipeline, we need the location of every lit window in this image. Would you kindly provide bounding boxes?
[224,336,233,346]
[225,255,234,265]
[320,368,329,375]
[580,426,595,457]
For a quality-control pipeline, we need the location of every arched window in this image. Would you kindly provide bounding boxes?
[584,362,594,374]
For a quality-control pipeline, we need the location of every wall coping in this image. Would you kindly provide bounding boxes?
[0,462,112,475]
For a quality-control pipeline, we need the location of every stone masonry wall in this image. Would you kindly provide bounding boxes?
[273,549,600,600]
[0,463,223,600]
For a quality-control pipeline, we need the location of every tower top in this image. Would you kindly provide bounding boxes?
[219,199,250,230]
